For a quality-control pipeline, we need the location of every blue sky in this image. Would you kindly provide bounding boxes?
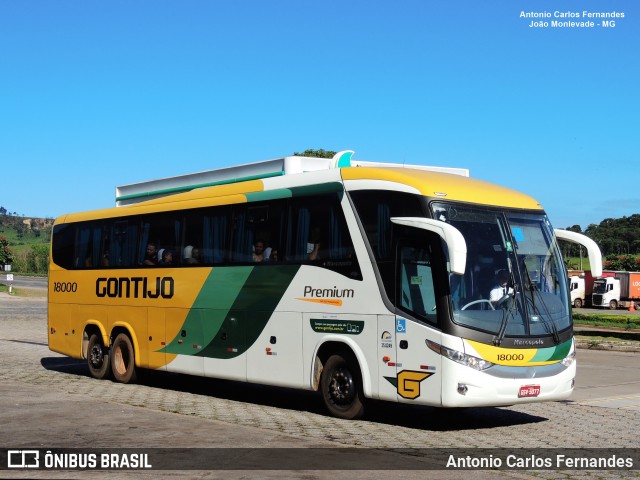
[1,0,637,230]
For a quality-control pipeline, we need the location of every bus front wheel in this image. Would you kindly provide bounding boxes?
[87,333,110,380]
[111,333,137,384]
[320,353,364,420]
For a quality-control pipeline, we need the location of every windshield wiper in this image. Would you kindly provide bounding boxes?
[493,305,511,346]
[522,261,560,345]
[493,277,517,346]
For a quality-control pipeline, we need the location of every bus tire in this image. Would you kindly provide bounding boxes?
[87,333,111,380]
[320,353,364,420]
[111,333,137,384]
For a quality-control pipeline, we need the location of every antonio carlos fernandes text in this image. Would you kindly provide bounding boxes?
[446,454,634,469]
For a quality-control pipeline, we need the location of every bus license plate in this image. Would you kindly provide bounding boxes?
[518,385,540,398]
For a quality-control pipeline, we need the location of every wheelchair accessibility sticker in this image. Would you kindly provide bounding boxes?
[396,318,406,334]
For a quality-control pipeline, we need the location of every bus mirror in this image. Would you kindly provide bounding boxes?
[390,217,467,275]
[554,229,603,278]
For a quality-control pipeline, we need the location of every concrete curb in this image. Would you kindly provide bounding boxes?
[574,325,640,352]
[575,338,640,352]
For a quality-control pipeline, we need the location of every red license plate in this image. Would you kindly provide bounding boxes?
[518,385,541,398]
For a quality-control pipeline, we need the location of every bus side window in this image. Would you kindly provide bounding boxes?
[229,205,255,263]
[138,214,182,267]
[226,201,285,264]
[75,222,108,269]
[287,193,361,278]
[51,224,76,269]
[109,221,138,267]
[350,190,426,296]
[199,207,229,265]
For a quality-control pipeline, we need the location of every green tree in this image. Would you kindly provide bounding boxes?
[585,214,640,256]
[604,254,640,271]
[559,224,585,260]
[26,244,49,274]
[0,236,14,266]
[293,149,337,158]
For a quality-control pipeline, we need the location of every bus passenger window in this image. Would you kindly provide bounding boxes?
[287,193,361,279]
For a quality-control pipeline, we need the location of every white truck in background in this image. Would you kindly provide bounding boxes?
[567,270,601,308]
[569,275,586,308]
[591,271,640,310]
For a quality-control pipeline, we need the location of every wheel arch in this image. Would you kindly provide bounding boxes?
[110,322,141,367]
[311,336,372,398]
[82,321,108,360]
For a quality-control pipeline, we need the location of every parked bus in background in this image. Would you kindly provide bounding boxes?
[48,151,602,419]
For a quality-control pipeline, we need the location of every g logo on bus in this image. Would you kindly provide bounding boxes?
[385,370,433,399]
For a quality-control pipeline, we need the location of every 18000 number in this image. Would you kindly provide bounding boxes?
[497,354,524,362]
[53,282,78,293]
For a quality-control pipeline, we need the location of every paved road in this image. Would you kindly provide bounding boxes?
[0,295,639,479]
[0,274,47,291]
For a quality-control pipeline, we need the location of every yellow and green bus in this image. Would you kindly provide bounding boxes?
[48,151,601,419]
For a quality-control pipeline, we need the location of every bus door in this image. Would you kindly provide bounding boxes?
[393,239,442,406]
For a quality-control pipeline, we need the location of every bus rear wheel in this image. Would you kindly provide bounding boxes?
[320,353,364,420]
[111,333,137,384]
[87,333,110,380]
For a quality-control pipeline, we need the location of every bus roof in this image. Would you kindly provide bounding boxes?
[114,151,469,206]
[341,167,542,210]
[57,151,542,224]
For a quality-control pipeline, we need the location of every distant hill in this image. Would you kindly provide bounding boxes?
[0,214,53,251]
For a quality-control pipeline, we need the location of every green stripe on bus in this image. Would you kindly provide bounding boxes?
[289,182,344,197]
[245,189,293,202]
[530,339,572,363]
[197,264,301,359]
[244,183,345,203]
[116,171,285,202]
[161,266,253,355]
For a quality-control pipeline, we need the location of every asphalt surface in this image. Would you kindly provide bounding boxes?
[0,274,47,291]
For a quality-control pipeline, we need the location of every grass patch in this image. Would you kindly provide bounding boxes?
[0,228,50,255]
[573,313,640,330]
[564,256,591,271]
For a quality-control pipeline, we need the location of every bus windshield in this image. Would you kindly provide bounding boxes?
[431,202,570,339]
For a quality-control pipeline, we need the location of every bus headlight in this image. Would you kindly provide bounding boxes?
[426,340,494,371]
[561,350,576,367]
